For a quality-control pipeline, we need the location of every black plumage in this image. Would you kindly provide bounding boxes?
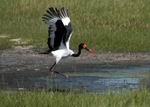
[42,7,72,51]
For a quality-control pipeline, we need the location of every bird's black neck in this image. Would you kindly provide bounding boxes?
[71,47,82,57]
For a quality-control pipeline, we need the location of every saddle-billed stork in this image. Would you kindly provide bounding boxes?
[42,7,92,78]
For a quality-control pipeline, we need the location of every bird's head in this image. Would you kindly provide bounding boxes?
[79,43,92,52]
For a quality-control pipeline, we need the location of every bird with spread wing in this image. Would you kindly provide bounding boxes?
[41,7,92,78]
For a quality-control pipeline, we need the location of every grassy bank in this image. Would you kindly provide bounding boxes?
[0,0,150,52]
[0,89,150,107]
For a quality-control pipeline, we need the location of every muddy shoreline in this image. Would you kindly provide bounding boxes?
[1,47,150,73]
[0,47,150,91]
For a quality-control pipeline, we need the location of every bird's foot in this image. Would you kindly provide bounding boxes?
[55,71,69,79]
[49,70,68,78]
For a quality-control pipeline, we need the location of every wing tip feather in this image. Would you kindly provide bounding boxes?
[42,7,69,23]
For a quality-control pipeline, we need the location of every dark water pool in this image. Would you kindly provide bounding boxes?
[0,64,150,92]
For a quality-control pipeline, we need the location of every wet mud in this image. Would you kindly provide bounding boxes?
[0,47,150,92]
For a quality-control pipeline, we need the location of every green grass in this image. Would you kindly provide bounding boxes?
[0,89,150,107]
[0,38,13,50]
[0,0,150,52]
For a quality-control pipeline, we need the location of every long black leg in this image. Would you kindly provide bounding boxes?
[49,62,68,78]
[54,71,68,78]
[49,62,56,72]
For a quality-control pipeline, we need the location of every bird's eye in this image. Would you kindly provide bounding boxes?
[83,44,87,48]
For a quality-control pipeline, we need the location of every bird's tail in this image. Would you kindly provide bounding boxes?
[42,7,69,24]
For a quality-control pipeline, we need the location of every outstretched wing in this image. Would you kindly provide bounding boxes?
[42,7,73,51]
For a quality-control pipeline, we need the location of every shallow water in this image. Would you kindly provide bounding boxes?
[0,64,150,92]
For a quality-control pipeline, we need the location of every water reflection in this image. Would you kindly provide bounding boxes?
[0,64,150,92]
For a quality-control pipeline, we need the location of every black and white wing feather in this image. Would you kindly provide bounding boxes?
[42,7,73,51]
